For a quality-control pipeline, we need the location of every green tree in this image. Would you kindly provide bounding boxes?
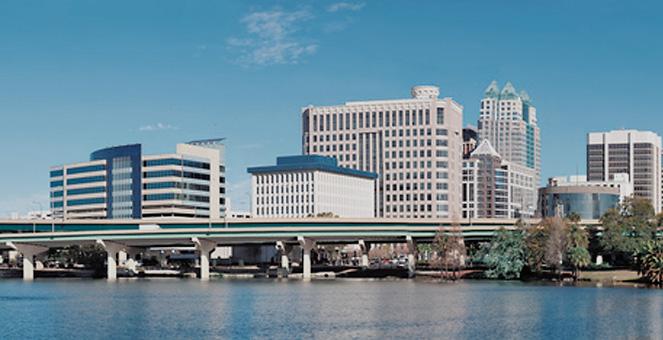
[566,222,591,280]
[600,197,656,265]
[481,228,526,280]
[639,240,663,286]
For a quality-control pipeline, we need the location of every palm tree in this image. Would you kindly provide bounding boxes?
[567,222,591,280]
[639,240,663,286]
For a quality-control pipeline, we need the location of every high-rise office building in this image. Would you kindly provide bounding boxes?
[302,85,463,219]
[478,81,541,214]
[50,140,226,220]
[587,129,661,212]
[462,140,536,219]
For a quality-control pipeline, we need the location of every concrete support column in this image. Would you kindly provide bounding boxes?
[192,238,217,281]
[118,250,128,265]
[275,241,291,271]
[406,235,417,278]
[298,236,316,281]
[7,242,49,281]
[358,240,369,268]
[97,240,125,281]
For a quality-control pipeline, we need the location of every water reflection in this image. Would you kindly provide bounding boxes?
[0,279,661,339]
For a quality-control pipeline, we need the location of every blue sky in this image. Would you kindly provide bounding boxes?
[1,0,662,216]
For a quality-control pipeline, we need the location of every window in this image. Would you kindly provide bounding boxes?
[67,176,105,185]
[67,197,105,206]
[50,169,64,177]
[436,108,444,124]
[67,164,105,175]
[67,187,106,196]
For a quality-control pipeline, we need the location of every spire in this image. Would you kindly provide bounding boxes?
[500,81,518,100]
[484,80,500,98]
[470,139,501,159]
[519,90,531,103]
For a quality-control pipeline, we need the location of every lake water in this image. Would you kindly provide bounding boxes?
[1,279,661,339]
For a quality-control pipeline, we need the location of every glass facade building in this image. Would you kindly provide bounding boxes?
[538,186,621,220]
[50,141,226,220]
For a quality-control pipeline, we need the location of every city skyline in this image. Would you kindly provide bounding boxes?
[2,1,663,216]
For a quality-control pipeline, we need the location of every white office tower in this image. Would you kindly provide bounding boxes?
[302,85,464,219]
[478,81,541,214]
[142,139,226,219]
[587,130,662,212]
[50,140,226,220]
[248,155,377,218]
[462,140,536,219]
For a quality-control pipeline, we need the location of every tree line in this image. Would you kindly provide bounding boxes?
[471,197,662,286]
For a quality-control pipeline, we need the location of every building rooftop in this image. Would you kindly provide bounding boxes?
[247,155,378,179]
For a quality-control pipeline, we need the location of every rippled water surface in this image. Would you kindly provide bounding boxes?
[1,279,661,339]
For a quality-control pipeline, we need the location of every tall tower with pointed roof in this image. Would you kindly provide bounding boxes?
[477,81,541,214]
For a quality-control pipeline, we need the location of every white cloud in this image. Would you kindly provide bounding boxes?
[228,8,317,66]
[327,2,365,13]
[139,122,178,132]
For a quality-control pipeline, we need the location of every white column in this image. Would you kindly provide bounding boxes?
[192,238,217,280]
[298,236,315,281]
[275,241,290,271]
[358,240,369,268]
[118,251,128,265]
[97,240,126,281]
[7,242,49,281]
[406,235,416,278]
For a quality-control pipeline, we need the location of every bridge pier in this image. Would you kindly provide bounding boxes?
[6,242,48,281]
[275,241,291,271]
[192,237,217,280]
[358,240,369,268]
[406,235,416,278]
[297,236,315,281]
[97,240,126,281]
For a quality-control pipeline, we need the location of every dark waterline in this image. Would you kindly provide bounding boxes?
[1,279,661,339]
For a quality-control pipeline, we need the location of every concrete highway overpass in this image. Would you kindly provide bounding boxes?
[0,218,601,281]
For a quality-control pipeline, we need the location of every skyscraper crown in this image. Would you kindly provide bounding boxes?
[500,81,519,100]
[484,80,500,98]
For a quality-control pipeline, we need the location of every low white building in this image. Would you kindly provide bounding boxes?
[538,173,633,219]
[248,155,377,218]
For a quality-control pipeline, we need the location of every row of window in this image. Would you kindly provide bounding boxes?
[67,164,105,175]
[309,108,441,132]
[144,158,212,170]
[144,170,211,181]
[68,197,105,206]
[143,181,210,191]
[144,193,210,203]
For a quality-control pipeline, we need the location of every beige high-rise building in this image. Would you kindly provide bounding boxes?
[478,81,541,214]
[301,85,463,219]
[587,129,661,212]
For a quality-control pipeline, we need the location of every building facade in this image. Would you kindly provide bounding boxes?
[301,85,464,219]
[538,174,633,220]
[477,81,541,213]
[462,125,478,158]
[50,140,226,220]
[462,140,536,219]
[248,155,377,218]
[587,130,661,212]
